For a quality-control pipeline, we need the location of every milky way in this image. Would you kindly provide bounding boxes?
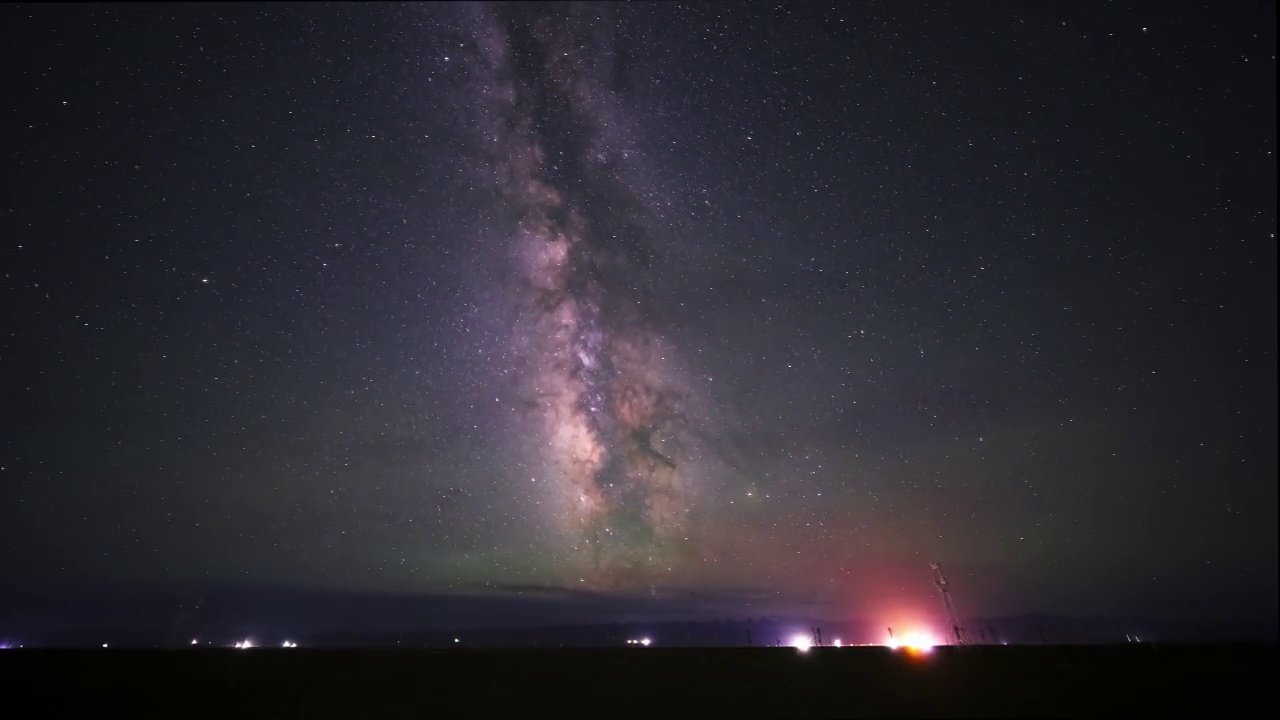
[457,3,711,590]
[3,1,1273,627]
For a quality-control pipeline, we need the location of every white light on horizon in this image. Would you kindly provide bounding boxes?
[885,630,938,653]
[789,634,813,653]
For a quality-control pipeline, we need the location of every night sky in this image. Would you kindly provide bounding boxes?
[2,2,1275,629]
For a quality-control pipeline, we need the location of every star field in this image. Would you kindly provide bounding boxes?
[0,2,1275,623]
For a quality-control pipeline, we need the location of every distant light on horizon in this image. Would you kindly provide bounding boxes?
[789,634,813,653]
[885,630,938,653]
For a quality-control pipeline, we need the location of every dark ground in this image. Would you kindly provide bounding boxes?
[3,644,1274,717]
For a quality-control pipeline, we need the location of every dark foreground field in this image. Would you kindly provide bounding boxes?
[3,644,1274,717]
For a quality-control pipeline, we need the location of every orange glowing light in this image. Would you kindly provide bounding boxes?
[884,630,938,653]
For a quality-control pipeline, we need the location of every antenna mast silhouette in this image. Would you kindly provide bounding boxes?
[931,562,967,646]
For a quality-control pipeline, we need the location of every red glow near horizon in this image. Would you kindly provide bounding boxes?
[884,629,940,653]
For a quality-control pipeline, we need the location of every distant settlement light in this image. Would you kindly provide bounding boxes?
[885,630,938,654]
[789,634,813,653]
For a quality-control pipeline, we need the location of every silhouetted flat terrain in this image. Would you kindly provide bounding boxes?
[4,644,1274,717]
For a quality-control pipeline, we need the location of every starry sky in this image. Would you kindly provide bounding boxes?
[1,2,1275,626]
